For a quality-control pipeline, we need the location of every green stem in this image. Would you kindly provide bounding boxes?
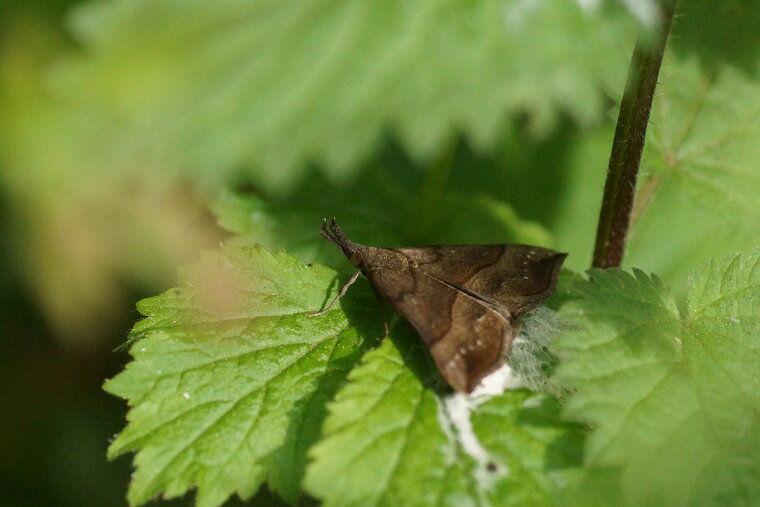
[592,2,677,269]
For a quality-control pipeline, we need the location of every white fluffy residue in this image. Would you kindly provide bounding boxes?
[440,392,507,490]
[443,394,491,465]
[508,306,567,397]
[436,401,459,465]
[438,365,527,488]
[439,363,524,468]
[436,364,524,485]
[470,362,523,401]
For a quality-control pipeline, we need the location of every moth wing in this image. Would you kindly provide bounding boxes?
[366,265,512,393]
[397,245,566,317]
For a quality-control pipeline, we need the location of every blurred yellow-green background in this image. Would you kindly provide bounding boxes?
[0,1,223,504]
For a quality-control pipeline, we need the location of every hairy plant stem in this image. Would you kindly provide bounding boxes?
[592,2,677,269]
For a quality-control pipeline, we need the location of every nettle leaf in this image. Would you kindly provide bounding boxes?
[304,332,584,506]
[625,44,760,296]
[544,47,760,295]
[105,245,390,506]
[553,249,760,505]
[57,0,637,191]
[542,57,760,295]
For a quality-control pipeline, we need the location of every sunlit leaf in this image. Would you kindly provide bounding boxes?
[106,246,387,506]
[553,249,760,505]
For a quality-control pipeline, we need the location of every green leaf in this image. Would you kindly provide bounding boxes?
[541,46,760,295]
[625,48,760,295]
[304,331,584,506]
[105,245,389,506]
[55,0,637,190]
[553,249,760,505]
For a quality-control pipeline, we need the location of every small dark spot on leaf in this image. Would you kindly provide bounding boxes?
[486,462,497,473]
[306,263,313,268]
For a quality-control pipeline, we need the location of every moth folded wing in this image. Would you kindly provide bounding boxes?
[428,293,513,393]
[471,245,566,317]
[463,245,567,319]
[365,262,511,393]
[396,244,566,318]
[396,245,507,289]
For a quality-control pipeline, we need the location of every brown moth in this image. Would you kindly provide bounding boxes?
[311,219,566,393]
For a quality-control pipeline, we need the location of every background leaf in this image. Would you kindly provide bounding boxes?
[552,249,760,505]
[53,0,637,190]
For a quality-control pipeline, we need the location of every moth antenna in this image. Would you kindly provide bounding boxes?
[319,218,344,251]
[319,219,333,242]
